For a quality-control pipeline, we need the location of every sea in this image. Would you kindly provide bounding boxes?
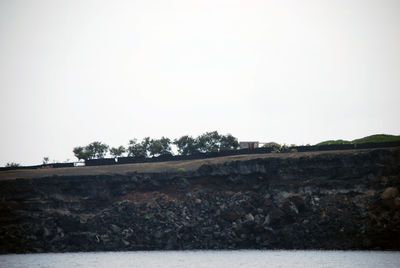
[1,250,400,268]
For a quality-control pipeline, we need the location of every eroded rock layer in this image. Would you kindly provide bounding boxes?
[1,147,400,253]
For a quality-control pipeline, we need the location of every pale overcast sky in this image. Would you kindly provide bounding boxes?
[1,0,399,165]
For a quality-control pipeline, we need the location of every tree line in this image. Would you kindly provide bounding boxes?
[73,131,240,161]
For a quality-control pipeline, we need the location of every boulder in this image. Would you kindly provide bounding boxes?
[381,187,399,200]
[178,178,190,189]
[245,213,255,222]
[221,206,245,221]
[381,187,399,208]
[110,224,121,233]
[268,207,284,225]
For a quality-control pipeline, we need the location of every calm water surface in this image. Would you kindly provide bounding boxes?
[1,250,400,268]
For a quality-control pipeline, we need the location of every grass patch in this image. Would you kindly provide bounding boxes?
[316,134,400,145]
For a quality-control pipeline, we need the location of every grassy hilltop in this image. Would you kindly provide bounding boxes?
[316,134,400,146]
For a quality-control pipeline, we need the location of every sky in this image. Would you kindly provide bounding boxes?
[0,0,399,166]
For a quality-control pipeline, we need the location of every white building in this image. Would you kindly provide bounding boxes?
[239,141,259,149]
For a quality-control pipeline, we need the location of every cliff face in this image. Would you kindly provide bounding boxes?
[1,147,400,253]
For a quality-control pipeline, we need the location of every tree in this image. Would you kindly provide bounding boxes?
[174,135,199,155]
[196,131,221,153]
[73,141,109,161]
[174,132,240,155]
[110,146,126,158]
[86,141,109,159]
[262,142,281,152]
[5,162,19,168]
[127,138,151,158]
[42,157,50,164]
[141,137,151,153]
[73,146,90,161]
[219,134,240,151]
[148,137,172,157]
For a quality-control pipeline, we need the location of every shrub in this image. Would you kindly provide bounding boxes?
[5,162,20,168]
[263,142,281,152]
[110,146,126,157]
[73,141,109,160]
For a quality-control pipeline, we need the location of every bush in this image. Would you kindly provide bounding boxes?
[148,137,172,157]
[5,162,20,168]
[110,146,126,157]
[73,141,109,161]
[263,142,281,152]
[127,138,150,158]
[174,131,239,155]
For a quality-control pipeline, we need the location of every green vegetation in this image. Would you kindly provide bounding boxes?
[69,133,399,162]
[109,146,126,158]
[174,131,239,155]
[173,135,198,156]
[42,157,49,164]
[352,134,400,144]
[148,137,173,157]
[261,142,298,153]
[4,133,399,167]
[316,140,352,146]
[73,141,109,161]
[316,134,400,146]
[262,142,282,152]
[127,138,151,158]
[5,162,20,168]
[72,131,240,161]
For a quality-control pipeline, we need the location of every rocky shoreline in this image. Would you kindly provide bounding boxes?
[1,147,400,253]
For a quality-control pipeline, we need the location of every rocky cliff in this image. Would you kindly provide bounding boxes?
[1,147,400,253]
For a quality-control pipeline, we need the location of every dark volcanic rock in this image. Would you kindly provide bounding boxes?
[0,147,400,253]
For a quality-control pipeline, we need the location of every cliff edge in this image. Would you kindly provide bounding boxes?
[1,147,400,253]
